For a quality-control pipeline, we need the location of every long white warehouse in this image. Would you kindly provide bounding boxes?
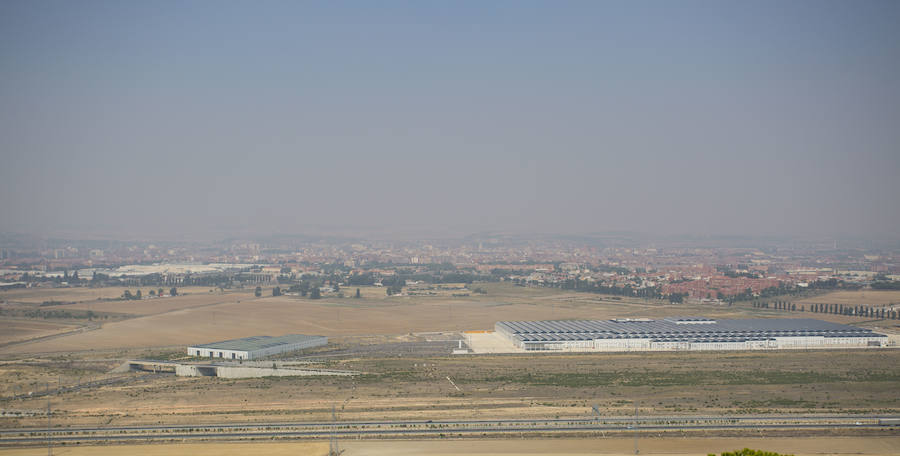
[188,334,327,360]
[495,318,887,352]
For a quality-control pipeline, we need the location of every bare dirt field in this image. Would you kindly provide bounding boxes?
[1,437,899,456]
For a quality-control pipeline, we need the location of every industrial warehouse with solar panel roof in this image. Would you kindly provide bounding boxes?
[187,334,327,360]
[492,318,887,352]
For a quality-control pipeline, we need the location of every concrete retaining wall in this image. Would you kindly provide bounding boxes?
[172,363,355,378]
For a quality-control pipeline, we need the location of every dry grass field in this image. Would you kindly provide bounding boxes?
[1,437,899,456]
[2,347,898,430]
[0,287,259,351]
[51,289,256,316]
[0,286,222,305]
[338,437,900,456]
[0,319,78,345]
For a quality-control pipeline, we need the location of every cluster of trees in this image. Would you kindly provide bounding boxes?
[261,283,325,299]
[713,280,858,305]
[527,277,663,300]
[232,273,376,300]
[123,290,140,300]
[348,272,483,287]
[1,308,101,320]
[20,269,240,289]
[90,272,110,285]
[592,264,631,274]
[288,283,309,296]
[726,284,796,302]
[485,268,529,278]
[421,272,478,284]
[809,303,898,319]
[174,273,232,287]
[110,273,233,288]
[752,300,799,311]
[805,278,862,291]
[247,283,362,300]
[872,281,900,290]
[284,281,327,298]
[62,270,81,283]
[516,273,880,309]
[385,284,403,296]
[122,287,177,300]
[754,299,900,319]
[707,280,865,305]
[722,270,761,279]
[21,270,84,284]
[381,276,405,288]
[347,272,376,286]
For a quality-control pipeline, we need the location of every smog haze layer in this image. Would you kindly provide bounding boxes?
[1,1,899,240]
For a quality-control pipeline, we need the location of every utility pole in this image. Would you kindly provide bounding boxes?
[591,404,606,438]
[329,404,343,455]
[46,382,52,456]
[633,402,639,455]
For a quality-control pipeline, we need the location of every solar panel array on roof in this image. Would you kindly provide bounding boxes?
[496,318,886,344]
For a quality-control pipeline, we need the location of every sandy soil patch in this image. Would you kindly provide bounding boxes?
[466,332,523,353]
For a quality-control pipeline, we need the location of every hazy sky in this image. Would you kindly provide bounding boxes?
[1,1,898,239]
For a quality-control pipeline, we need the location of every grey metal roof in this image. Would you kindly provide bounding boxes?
[189,334,325,352]
[498,318,886,344]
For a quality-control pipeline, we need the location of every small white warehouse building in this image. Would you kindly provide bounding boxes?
[187,334,327,360]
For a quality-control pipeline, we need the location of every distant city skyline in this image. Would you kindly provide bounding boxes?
[2,1,898,238]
